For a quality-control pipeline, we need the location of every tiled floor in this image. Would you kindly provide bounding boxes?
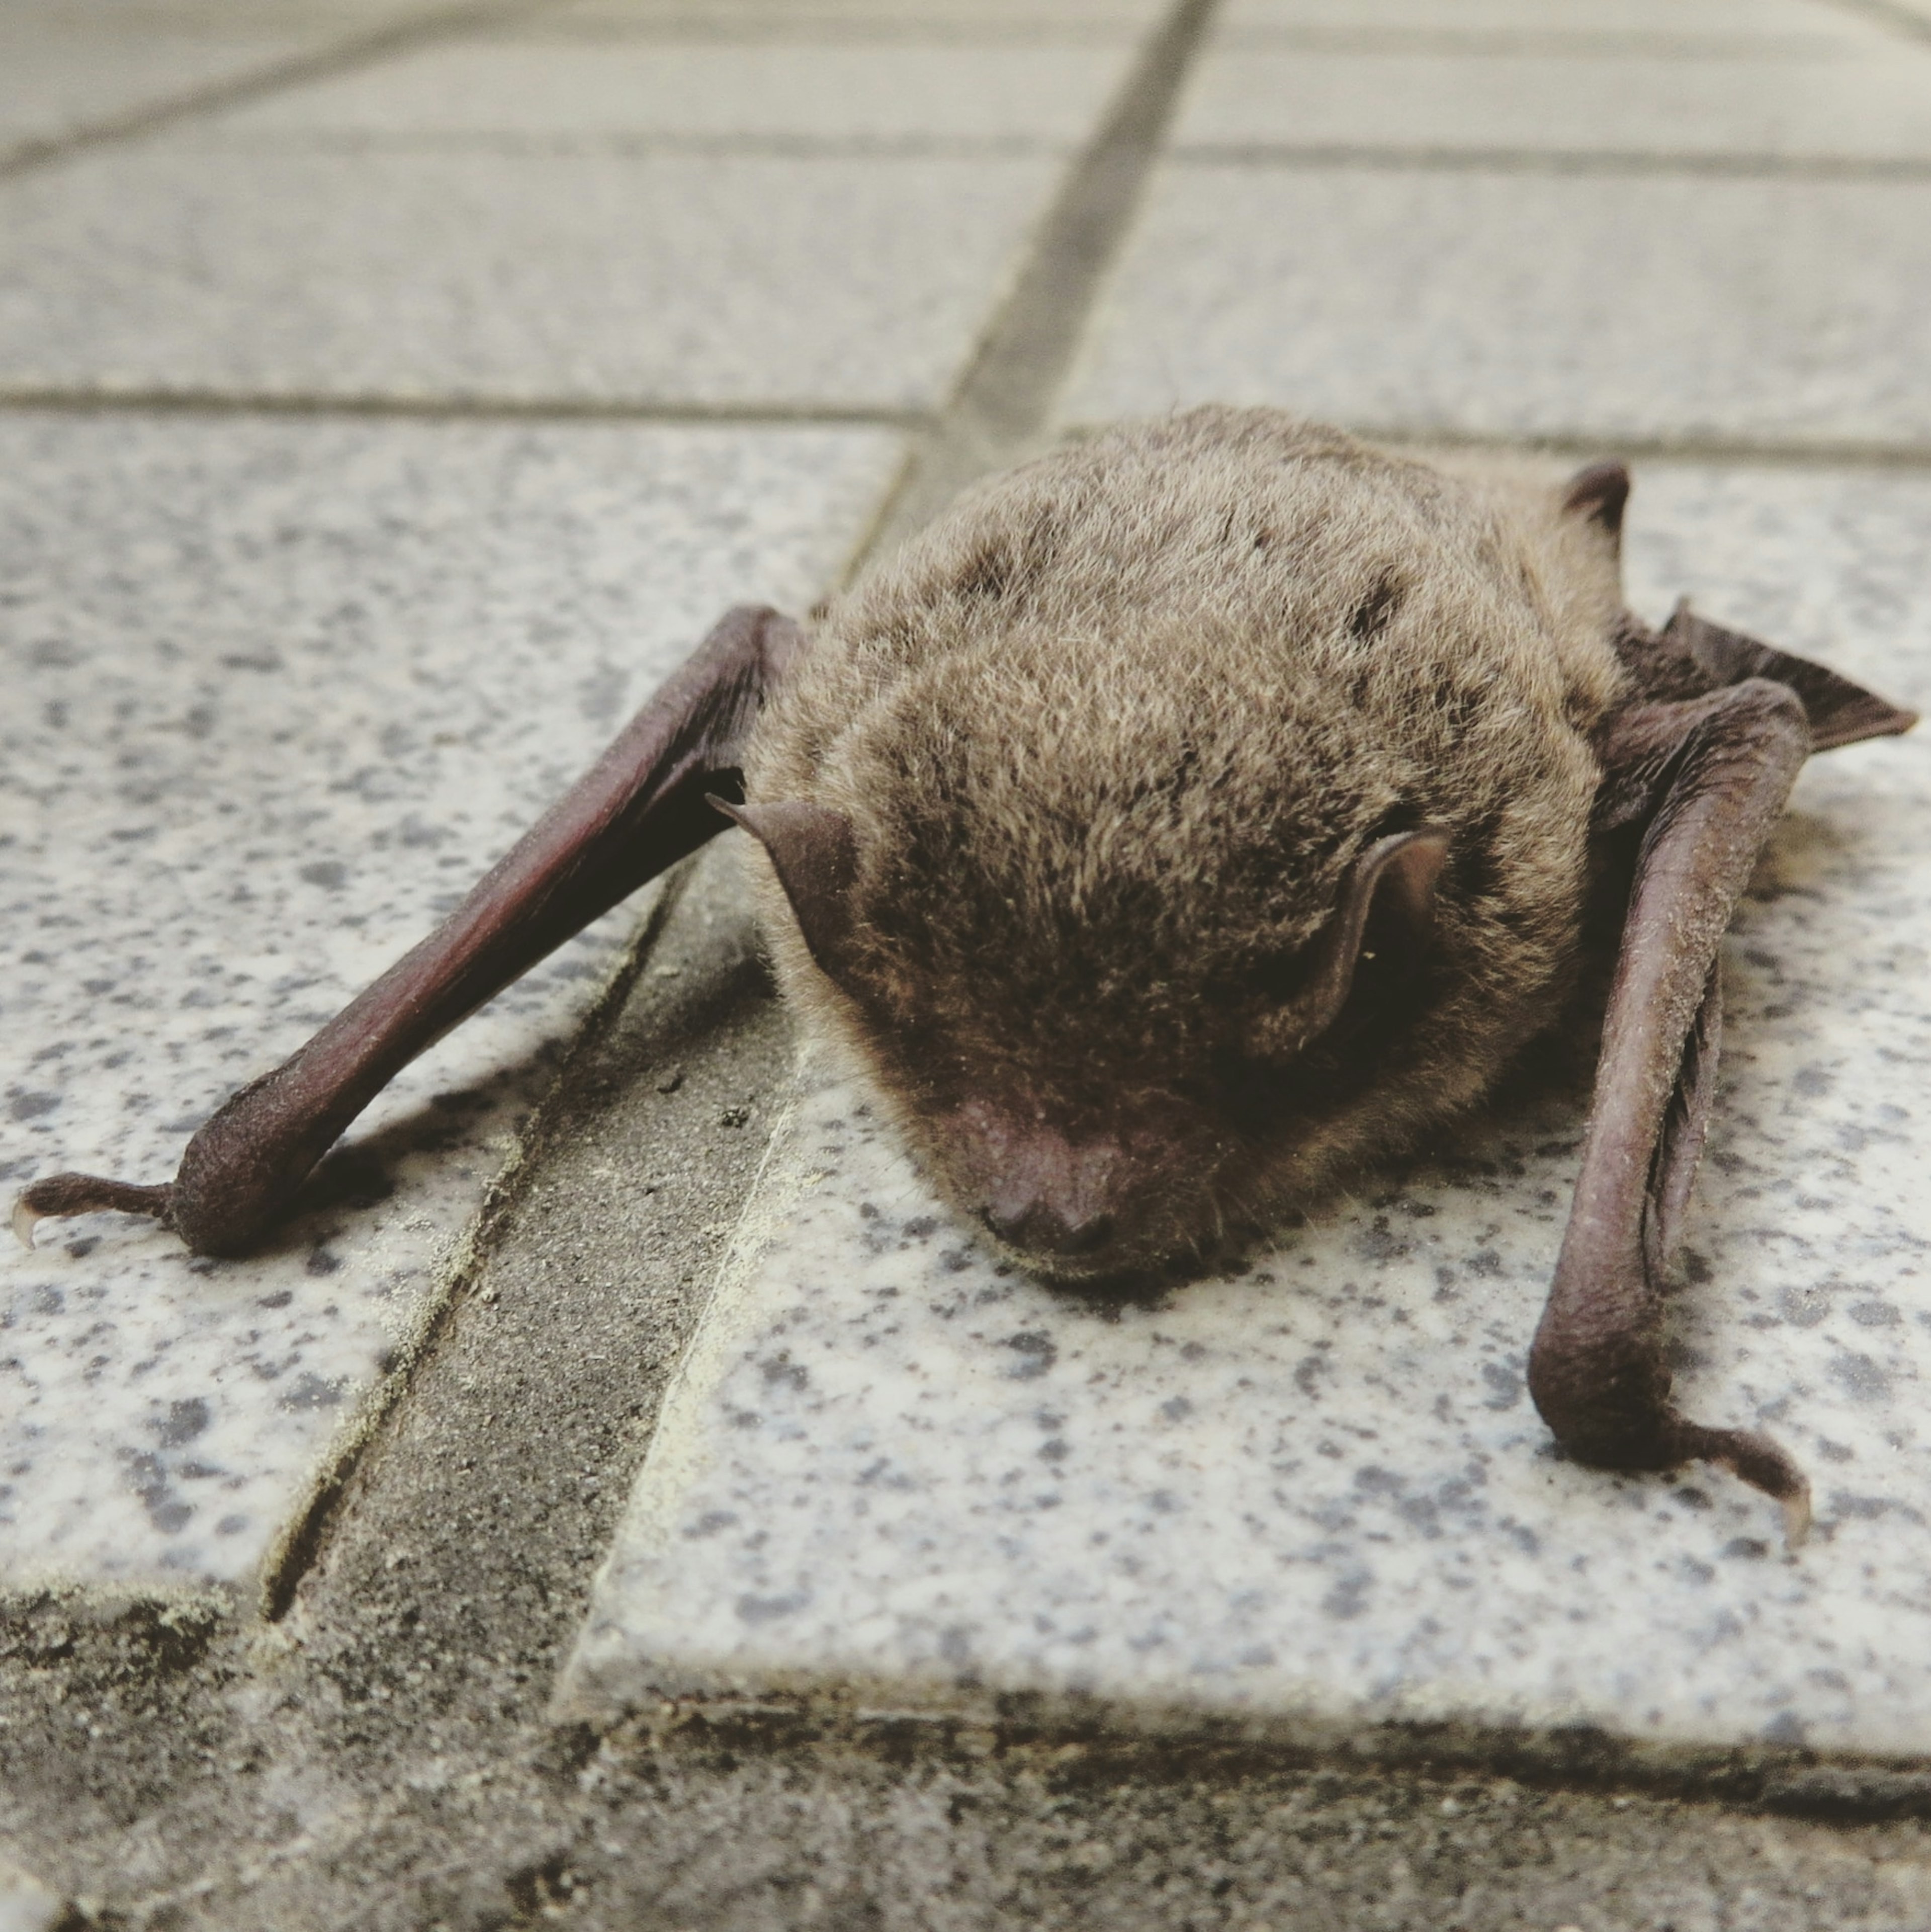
[1,416,900,1592]
[9,0,1931,1917]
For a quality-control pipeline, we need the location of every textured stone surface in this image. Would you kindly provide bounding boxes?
[0,413,901,1594]
[1172,47,1931,159]
[0,143,1060,409]
[561,462,1931,1757]
[210,39,1139,142]
[1060,165,1931,445]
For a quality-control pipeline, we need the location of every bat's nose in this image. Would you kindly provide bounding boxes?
[979,1201,1117,1259]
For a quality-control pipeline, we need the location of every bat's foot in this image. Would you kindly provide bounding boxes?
[1676,1418,1811,1552]
[12,1173,173,1250]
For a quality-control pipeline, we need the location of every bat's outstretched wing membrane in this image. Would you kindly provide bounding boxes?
[14,604,804,1258]
[1530,616,1915,1539]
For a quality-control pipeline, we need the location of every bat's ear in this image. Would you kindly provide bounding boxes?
[710,797,859,976]
[1258,827,1450,1057]
[1562,459,1631,552]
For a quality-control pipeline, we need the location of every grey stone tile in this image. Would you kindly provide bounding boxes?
[210,39,1138,143]
[1172,47,1931,160]
[561,459,1931,1758]
[0,144,1060,408]
[0,413,903,1595]
[1059,165,1931,446]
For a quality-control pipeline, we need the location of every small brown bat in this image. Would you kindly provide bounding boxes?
[14,407,1917,1536]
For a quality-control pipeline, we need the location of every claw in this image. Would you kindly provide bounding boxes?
[1781,1484,1813,1555]
[1684,1420,1811,1554]
[9,1173,173,1247]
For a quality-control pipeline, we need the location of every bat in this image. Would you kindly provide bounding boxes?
[13,407,1916,1539]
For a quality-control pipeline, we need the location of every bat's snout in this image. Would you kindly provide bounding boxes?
[937,1097,1216,1280]
[978,1199,1117,1261]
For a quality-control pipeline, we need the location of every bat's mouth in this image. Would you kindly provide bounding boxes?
[973,1199,1244,1290]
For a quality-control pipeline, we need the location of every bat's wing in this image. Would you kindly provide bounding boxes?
[14,605,804,1258]
[1529,622,1915,1542]
[1619,600,1917,750]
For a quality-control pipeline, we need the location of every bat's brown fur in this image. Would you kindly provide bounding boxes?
[746,406,1633,1278]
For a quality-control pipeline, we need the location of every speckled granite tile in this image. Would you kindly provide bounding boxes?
[1171,47,1931,160]
[0,146,1060,410]
[560,466,1931,1758]
[207,40,1138,143]
[1059,167,1931,447]
[0,413,904,1595]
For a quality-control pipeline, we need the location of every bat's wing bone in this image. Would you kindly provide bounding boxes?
[1532,606,1915,1542]
[13,604,803,1258]
[1530,678,1817,1541]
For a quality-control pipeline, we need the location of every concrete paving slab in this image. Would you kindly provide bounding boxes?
[0,413,902,1597]
[209,38,1139,144]
[1059,165,1931,447]
[1172,47,1931,161]
[560,460,1931,1765]
[0,144,1060,409]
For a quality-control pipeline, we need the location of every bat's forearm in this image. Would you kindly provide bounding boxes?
[14,605,801,1258]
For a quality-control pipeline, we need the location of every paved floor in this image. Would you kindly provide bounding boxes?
[7,0,1931,1924]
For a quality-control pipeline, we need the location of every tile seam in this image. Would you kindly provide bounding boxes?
[141,132,1083,161]
[862,0,1223,558]
[0,391,933,430]
[1165,141,1931,184]
[257,864,697,1621]
[0,0,577,184]
[1052,416,1931,472]
[1208,27,1893,57]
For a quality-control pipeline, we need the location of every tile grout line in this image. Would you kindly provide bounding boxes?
[1166,140,1931,184]
[0,389,932,431]
[0,0,575,185]
[256,863,700,1622]
[1055,417,1931,472]
[123,130,1083,161]
[473,18,1157,47]
[1209,25,1897,56]
[861,0,1223,559]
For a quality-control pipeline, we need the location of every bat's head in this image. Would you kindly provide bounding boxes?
[740,410,1627,1282]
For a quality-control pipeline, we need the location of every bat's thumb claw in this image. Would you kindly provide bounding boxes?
[1782,1486,1813,1554]
[1677,1418,1811,1552]
[10,1172,173,1249]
